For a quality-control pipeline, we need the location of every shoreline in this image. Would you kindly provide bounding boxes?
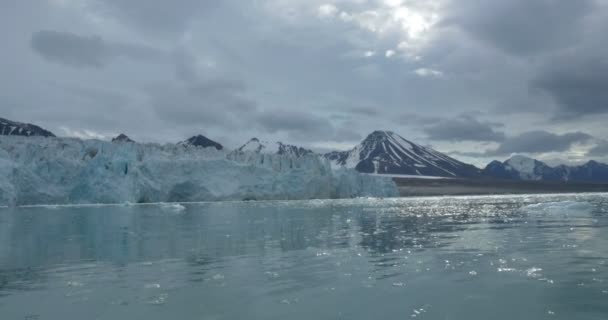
[395,177,608,197]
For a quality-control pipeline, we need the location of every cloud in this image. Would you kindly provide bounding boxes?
[446,0,594,55]
[31,30,164,68]
[487,131,593,156]
[92,0,213,33]
[587,141,608,157]
[31,30,109,68]
[423,115,505,142]
[333,126,362,142]
[256,110,334,140]
[148,79,256,128]
[414,68,443,77]
[4,0,608,157]
[58,126,109,140]
[318,4,338,18]
[532,54,608,119]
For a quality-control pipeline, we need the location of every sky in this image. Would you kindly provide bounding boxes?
[2,0,608,167]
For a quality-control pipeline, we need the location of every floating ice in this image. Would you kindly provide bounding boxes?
[0,136,398,206]
[160,203,186,211]
[521,201,594,215]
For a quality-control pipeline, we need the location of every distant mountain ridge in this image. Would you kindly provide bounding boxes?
[237,138,314,157]
[0,117,55,137]
[483,155,608,183]
[5,116,608,183]
[325,131,481,178]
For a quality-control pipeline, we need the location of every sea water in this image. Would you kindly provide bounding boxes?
[1,194,608,319]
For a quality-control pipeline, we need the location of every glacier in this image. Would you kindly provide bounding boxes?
[0,136,398,206]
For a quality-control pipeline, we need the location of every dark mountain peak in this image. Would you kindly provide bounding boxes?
[583,160,602,167]
[111,133,134,143]
[181,135,223,150]
[368,130,391,136]
[0,117,55,137]
[364,130,396,141]
[326,130,481,178]
[485,160,503,167]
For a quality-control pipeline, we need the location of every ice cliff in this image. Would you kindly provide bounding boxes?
[0,136,398,206]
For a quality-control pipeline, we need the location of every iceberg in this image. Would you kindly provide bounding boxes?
[0,136,398,206]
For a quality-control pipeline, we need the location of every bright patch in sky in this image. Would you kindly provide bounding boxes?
[318,4,338,18]
[318,0,442,58]
[415,68,443,77]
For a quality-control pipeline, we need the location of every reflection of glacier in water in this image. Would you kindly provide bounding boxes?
[1,193,608,319]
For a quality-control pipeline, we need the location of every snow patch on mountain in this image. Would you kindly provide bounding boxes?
[505,155,539,180]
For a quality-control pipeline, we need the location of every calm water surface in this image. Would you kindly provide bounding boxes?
[1,194,608,319]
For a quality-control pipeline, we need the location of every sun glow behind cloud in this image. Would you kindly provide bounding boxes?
[316,0,443,58]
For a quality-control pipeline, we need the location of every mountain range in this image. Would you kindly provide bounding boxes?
[483,155,608,183]
[3,116,608,184]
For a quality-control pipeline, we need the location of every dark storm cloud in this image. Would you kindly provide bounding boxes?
[487,131,592,156]
[446,0,594,55]
[31,30,109,68]
[532,55,608,118]
[31,30,165,68]
[423,115,506,142]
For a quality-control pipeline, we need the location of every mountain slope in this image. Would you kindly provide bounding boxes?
[565,161,608,183]
[0,117,55,137]
[112,133,134,143]
[179,135,223,150]
[237,138,313,157]
[483,156,608,183]
[326,131,481,177]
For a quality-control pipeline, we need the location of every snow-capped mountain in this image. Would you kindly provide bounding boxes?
[483,156,608,183]
[325,130,481,178]
[237,138,313,157]
[179,135,223,150]
[0,117,55,137]
[483,155,564,181]
[112,133,134,143]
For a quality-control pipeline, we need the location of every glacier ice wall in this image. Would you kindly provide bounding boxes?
[0,137,398,206]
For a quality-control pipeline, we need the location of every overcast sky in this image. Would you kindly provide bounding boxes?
[2,0,608,166]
